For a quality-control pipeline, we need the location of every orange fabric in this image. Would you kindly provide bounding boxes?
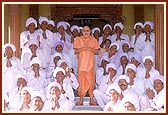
[73,36,100,98]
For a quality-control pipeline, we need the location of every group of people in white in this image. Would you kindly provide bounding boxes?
[3,16,164,112]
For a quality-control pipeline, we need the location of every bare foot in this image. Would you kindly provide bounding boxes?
[89,100,98,106]
[76,100,83,106]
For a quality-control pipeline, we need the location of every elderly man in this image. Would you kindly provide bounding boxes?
[73,25,100,106]
[146,75,165,111]
[99,24,112,48]
[111,22,130,52]
[138,21,155,60]
[130,22,144,55]
[43,82,74,111]
[20,17,41,63]
[104,82,122,111]
[3,43,24,110]
[37,16,54,69]
[53,21,72,55]
[94,63,117,109]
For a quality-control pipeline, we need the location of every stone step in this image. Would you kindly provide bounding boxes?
[72,97,103,111]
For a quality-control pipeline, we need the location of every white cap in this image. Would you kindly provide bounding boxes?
[92,27,100,34]
[57,21,67,30]
[121,93,139,110]
[31,91,46,102]
[79,27,83,30]
[57,59,67,67]
[118,75,130,83]
[110,42,119,51]
[131,53,142,63]
[28,39,39,47]
[16,73,27,81]
[70,25,80,33]
[125,64,137,73]
[53,67,65,77]
[103,24,112,31]
[99,55,110,66]
[144,21,154,30]
[106,63,117,72]
[119,52,129,59]
[133,22,144,29]
[4,43,16,52]
[21,87,33,96]
[48,20,55,27]
[143,55,154,63]
[106,82,121,95]
[39,16,48,25]
[114,22,124,30]
[30,57,42,67]
[52,52,62,59]
[26,17,37,28]
[152,75,164,84]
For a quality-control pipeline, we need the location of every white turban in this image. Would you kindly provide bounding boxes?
[118,75,130,83]
[4,43,16,52]
[122,40,131,48]
[131,53,142,63]
[28,39,39,47]
[133,22,144,29]
[53,67,65,77]
[92,27,100,34]
[99,55,110,66]
[57,59,67,67]
[110,42,119,51]
[39,16,48,25]
[119,52,129,60]
[52,52,62,60]
[152,75,164,84]
[48,20,55,27]
[31,91,46,102]
[16,73,27,81]
[26,17,37,28]
[106,82,121,95]
[144,21,154,30]
[114,22,124,30]
[21,87,33,96]
[103,24,112,31]
[30,57,42,67]
[143,55,154,63]
[66,22,70,28]
[57,21,67,30]
[106,63,117,72]
[125,64,137,73]
[121,93,139,110]
[47,82,62,99]
[70,25,80,33]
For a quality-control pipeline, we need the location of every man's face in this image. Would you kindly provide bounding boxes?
[122,43,129,53]
[123,102,136,111]
[50,86,61,99]
[109,89,119,102]
[118,79,128,91]
[55,44,63,53]
[82,26,91,38]
[31,96,44,111]
[109,45,117,55]
[29,44,38,52]
[28,23,36,33]
[32,63,40,73]
[126,68,136,80]
[131,58,139,67]
[59,62,68,70]
[17,77,27,88]
[58,26,65,35]
[115,26,122,34]
[54,56,61,65]
[5,46,13,58]
[108,67,117,77]
[153,79,164,93]
[40,21,48,30]
[72,29,79,38]
[21,90,31,103]
[103,26,111,35]
[55,71,65,83]
[120,56,128,66]
[144,59,153,69]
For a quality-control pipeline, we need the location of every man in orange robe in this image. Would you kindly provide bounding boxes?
[73,26,100,105]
